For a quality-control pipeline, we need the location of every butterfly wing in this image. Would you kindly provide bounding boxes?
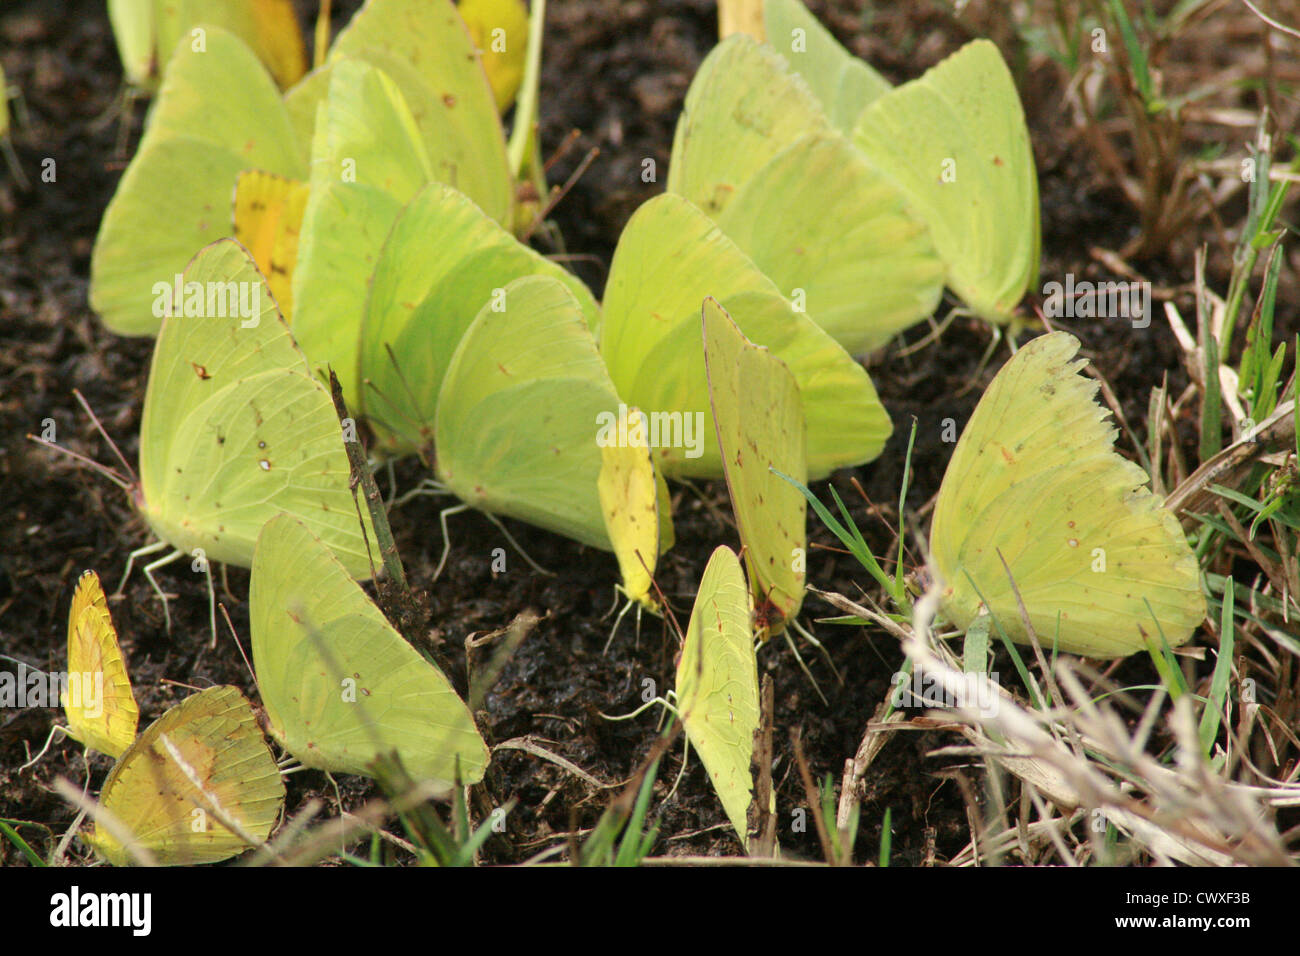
[106,0,159,88]
[232,169,310,322]
[85,685,284,866]
[188,0,308,89]
[760,0,890,131]
[598,414,674,610]
[676,546,759,848]
[139,239,373,575]
[601,193,890,480]
[434,275,619,549]
[667,34,828,218]
[931,332,1205,656]
[714,132,943,354]
[64,571,138,758]
[289,58,436,404]
[457,0,529,112]
[250,514,488,787]
[359,182,600,454]
[91,26,304,335]
[327,0,511,225]
[853,39,1040,325]
[703,298,807,632]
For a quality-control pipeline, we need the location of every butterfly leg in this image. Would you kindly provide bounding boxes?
[601,584,649,655]
[957,325,1008,396]
[17,723,69,771]
[893,305,965,359]
[480,511,553,577]
[789,617,844,685]
[141,548,185,632]
[432,503,470,581]
[203,560,218,649]
[116,539,169,595]
[220,562,237,603]
[778,628,830,707]
[662,734,692,806]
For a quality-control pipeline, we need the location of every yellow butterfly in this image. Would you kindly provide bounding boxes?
[457,0,529,112]
[63,571,138,759]
[598,405,675,623]
[232,169,310,322]
[84,685,285,866]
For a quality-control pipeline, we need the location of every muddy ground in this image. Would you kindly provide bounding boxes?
[0,0,1294,864]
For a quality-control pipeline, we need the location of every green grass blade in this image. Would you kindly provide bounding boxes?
[1198,576,1235,756]
[0,819,46,867]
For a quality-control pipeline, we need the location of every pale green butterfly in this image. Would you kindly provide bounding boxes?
[675,545,760,849]
[284,0,512,224]
[292,56,523,412]
[121,238,374,630]
[250,513,488,786]
[931,332,1204,657]
[668,34,944,355]
[358,181,601,456]
[702,297,806,636]
[599,192,891,480]
[91,26,304,336]
[430,274,628,555]
[760,0,890,132]
[289,56,438,412]
[853,40,1041,327]
[93,0,513,338]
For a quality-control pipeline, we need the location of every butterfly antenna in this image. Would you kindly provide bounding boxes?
[542,128,581,175]
[26,434,132,494]
[72,389,139,485]
[219,602,260,695]
[17,725,68,772]
[648,572,685,645]
[520,146,598,243]
[358,344,435,464]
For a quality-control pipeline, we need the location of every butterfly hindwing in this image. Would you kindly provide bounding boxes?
[85,685,284,866]
[139,238,373,576]
[434,275,619,550]
[64,571,138,758]
[250,514,488,787]
[676,545,759,848]
[930,332,1205,656]
[703,298,807,634]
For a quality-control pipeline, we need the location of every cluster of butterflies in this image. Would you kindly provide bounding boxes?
[45,0,1206,857]
[50,513,486,866]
